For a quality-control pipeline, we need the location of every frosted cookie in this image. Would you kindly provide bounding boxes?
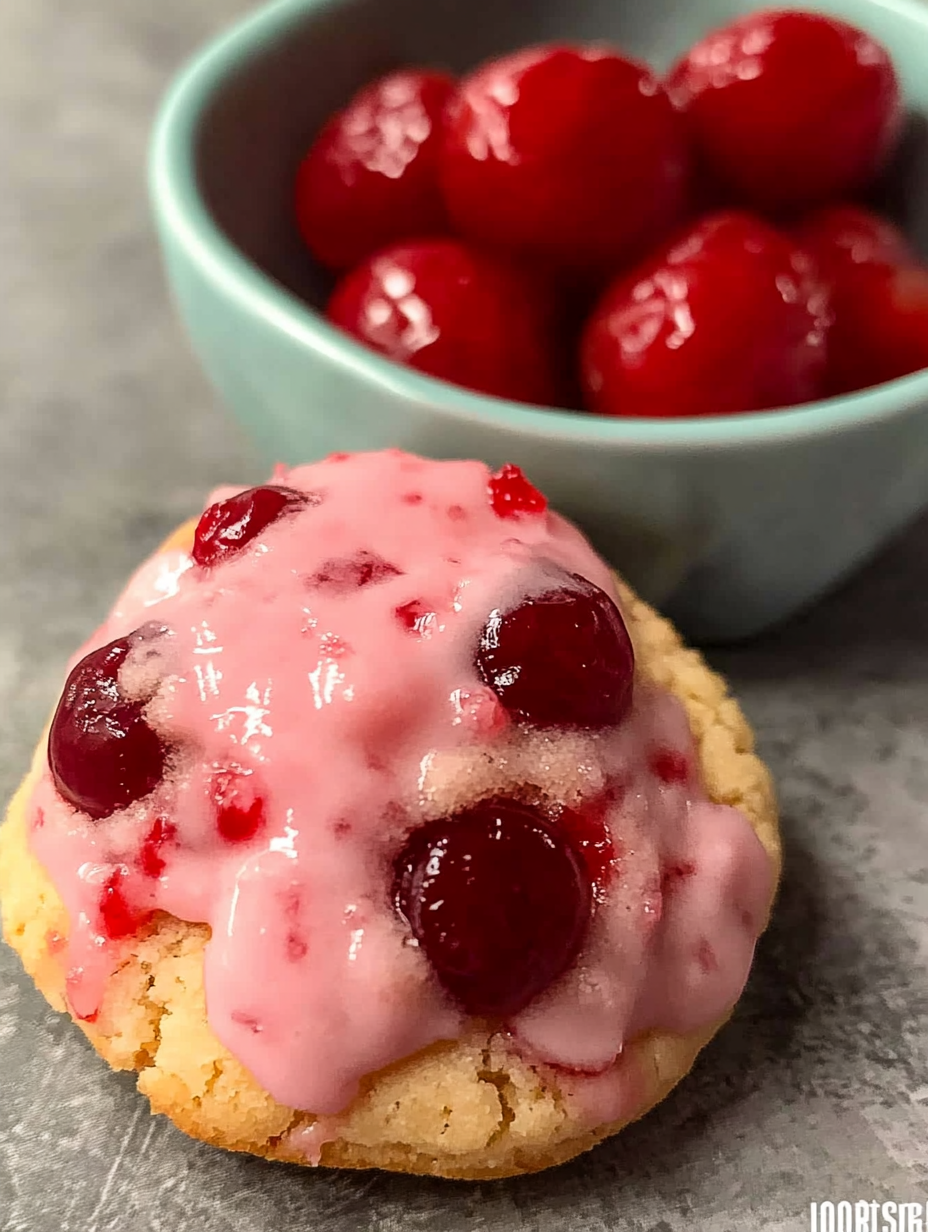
[0,450,779,1179]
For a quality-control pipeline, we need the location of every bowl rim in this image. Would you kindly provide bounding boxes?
[150,0,928,453]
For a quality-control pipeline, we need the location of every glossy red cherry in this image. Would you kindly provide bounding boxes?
[580,211,831,418]
[667,10,902,214]
[821,262,928,395]
[327,239,563,405]
[792,204,928,392]
[440,45,690,279]
[477,567,634,729]
[295,69,455,271]
[48,627,168,820]
[795,205,928,394]
[192,486,311,568]
[795,204,913,283]
[394,799,591,1017]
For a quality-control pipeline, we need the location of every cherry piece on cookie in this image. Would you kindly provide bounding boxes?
[295,69,455,271]
[440,44,689,278]
[649,748,690,785]
[99,868,149,941]
[394,799,591,1017]
[488,463,548,519]
[554,800,619,894]
[193,486,311,568]
[394,599,436,635]
[667,10,901,214]
[140,817,176,878]
[48,627,168,820]
[327,238,563,405]
[580,210,831,418]
[211,767,266,844]
[308,550,403,593]
[477,568,634,729]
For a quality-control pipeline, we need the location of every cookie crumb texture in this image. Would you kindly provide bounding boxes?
[0,546,779,1181]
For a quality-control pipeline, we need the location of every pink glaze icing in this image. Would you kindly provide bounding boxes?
[27,450,774,1123]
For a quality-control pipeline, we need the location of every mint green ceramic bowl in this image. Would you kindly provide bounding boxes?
[149,0,928,641]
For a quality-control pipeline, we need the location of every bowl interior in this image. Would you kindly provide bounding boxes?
[193,0,928,348]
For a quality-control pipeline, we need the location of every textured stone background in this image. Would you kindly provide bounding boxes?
[1,2,927,1229]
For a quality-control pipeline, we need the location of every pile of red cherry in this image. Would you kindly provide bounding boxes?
[294,9,928,418]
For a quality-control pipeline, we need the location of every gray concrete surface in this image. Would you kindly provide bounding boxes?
[0,3,927,1229]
